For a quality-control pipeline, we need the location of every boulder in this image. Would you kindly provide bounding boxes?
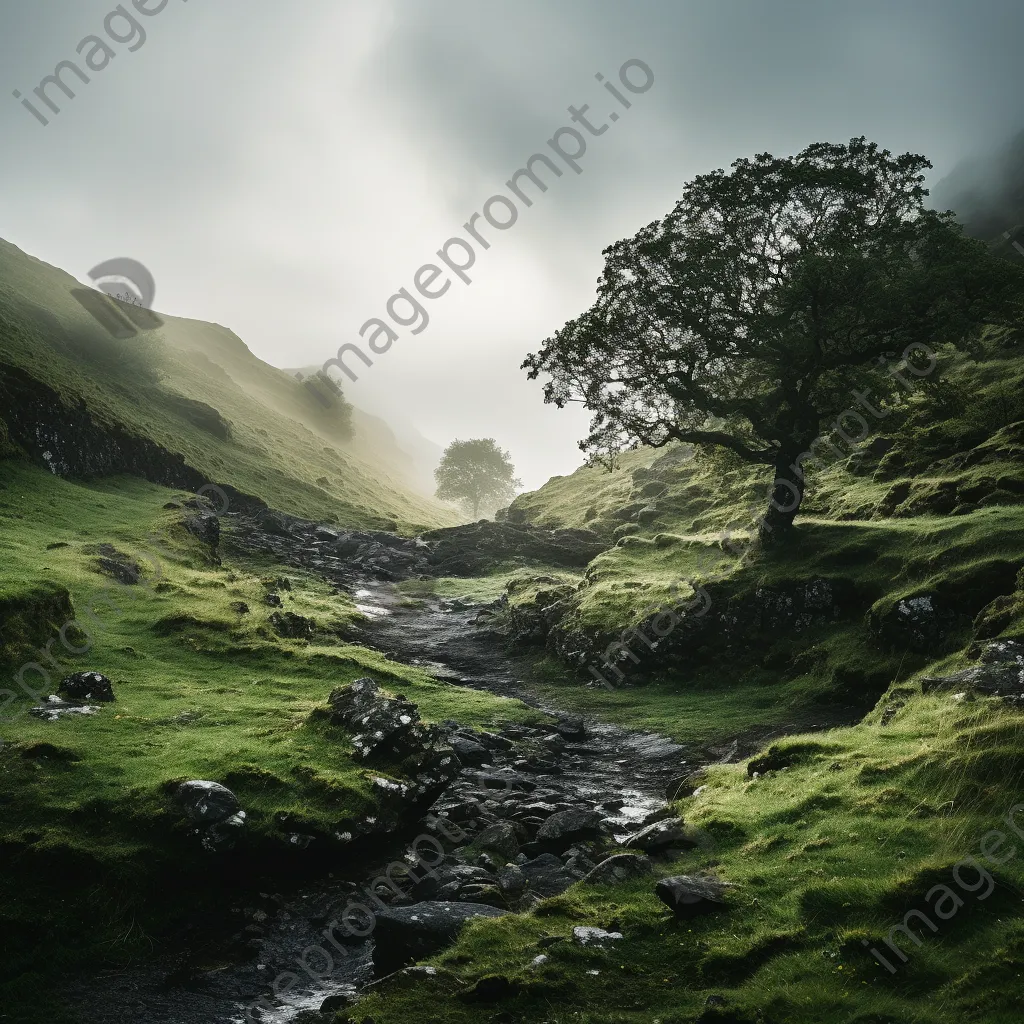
[623,819,698,853]
[655,875,732,917]
[921,640,1024,698]
[497,863,527,895]
[59,671,115,703]
[520,853,576,897]
[582,853,653,885]
[182,510,220,551]
[450,735,491,766]
[326,677,422,761]
[176,780,240,824]
[175,780,246,852]
[270,611,316,639]
[474,822,521,861]
[373,902,507,975]
[536,808,604,850]
[554,714,586,739]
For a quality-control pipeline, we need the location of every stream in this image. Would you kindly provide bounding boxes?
[57,521,718,1024]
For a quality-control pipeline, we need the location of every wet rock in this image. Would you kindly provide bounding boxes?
[497,863,527,894]
[623,818,697,853]
[450,735,490,766]
[655,875,732,917]
[372,902,507,975]
[536,808,604,851]
[473,770,536,793]
[474,822,521,861]
[325,677,423,761]
[554,714,586,739]
[175,780,247,852]
[520,853,576,897]
[59,671,115,703]
[582,853,653,885]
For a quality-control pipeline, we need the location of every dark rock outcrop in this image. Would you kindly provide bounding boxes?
[655,874,732,917]
[59,671,115,703]
[536,808,605,851]
[175,780,247,852]
[372,902,508,974]
[582,853,653,885]
[421,520,606,576]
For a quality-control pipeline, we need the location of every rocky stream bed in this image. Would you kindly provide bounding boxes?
[53,511,751,1024]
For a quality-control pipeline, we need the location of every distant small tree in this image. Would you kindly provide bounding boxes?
[435,438,522,519]
[524,138,1024,542]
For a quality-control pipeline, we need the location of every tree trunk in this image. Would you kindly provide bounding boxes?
[757,451,806,545]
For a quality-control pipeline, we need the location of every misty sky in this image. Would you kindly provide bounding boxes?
[2,0,1024,490]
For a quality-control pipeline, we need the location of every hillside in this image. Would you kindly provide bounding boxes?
[5,149,1024,1024]
[0,237,458,533]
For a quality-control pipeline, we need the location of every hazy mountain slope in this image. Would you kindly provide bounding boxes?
[0,238,459,531]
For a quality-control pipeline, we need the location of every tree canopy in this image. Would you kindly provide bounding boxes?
[434,438,522,519]
[524,138,1024,540]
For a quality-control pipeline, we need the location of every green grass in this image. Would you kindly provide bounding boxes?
[0,237,459,533]
[354,684,1024,1024]
[0,463,530,1018]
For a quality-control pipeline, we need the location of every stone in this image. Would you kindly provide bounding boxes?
[536,808,604,850]
[623,819,698,853]
[183,510,220,550]
[497,863,527,894]
[176,780,241,824]
[655,875,732,917]
[450,735,490,766]
[519,853,576,897]
[175,780,246,852]
[59,671,115,703]
[372,902,507,975]
[582,853,653,885]
[474,822,521,861]
[270,611,316,639]
[921,642,1024,698]
[325,678,422,761]
[572,926,623,946]
[554,714,586,739]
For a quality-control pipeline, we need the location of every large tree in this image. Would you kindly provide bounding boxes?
[434,438,522,519]
[524,138,1023,541]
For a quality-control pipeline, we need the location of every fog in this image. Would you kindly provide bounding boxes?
[2,0,1023,489]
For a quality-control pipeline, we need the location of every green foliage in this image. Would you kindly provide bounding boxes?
[434,437,522,519]
[524,138,1024,536]
[0,463,529,1017]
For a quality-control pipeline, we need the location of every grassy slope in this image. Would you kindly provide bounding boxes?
[0,463,530,1019]
[357,685,1024,1024]
[356,337,1024,1020]
[0,237,459,532]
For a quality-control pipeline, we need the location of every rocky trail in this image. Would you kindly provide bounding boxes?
[56,512,735,1024]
